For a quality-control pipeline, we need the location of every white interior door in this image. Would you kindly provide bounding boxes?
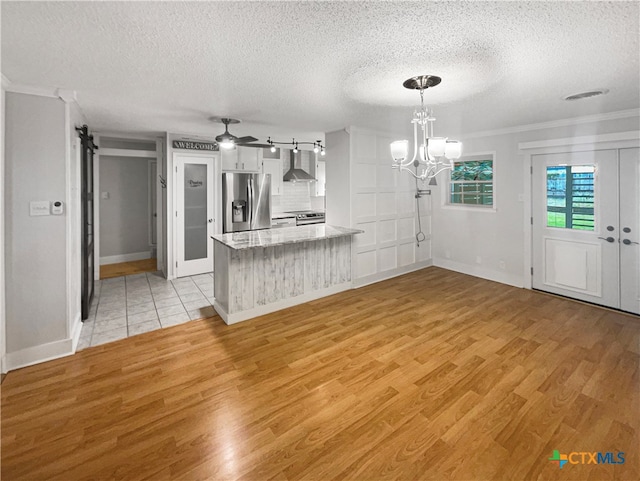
[175,154,215,278]
[620,148,640,314]
[532,150,619,309]
[533,148,640,315]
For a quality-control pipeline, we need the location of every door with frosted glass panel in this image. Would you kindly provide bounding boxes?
[532,149,640,314]
[175,154,215,277]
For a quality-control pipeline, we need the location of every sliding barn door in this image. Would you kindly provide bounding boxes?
[77,125,97,320]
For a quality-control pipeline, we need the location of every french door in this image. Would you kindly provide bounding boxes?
[175,154,215,278]
[532,148,639,315]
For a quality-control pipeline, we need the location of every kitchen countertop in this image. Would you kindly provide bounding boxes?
[212,225,362,250]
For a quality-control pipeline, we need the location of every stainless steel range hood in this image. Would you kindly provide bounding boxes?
[283,150,316,182]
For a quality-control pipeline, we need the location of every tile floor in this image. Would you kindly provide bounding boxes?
[78,271,216,350]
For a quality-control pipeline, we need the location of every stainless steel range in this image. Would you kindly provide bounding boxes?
[286,210,325,226]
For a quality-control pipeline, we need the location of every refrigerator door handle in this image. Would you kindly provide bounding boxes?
[247,177,254,226]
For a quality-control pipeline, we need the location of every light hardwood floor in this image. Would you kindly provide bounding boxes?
[100,258,158,280]
[2,267,638,480]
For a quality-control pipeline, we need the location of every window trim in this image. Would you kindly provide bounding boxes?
[442,151,497,212]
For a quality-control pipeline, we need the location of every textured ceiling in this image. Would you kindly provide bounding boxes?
[2,1,639,141]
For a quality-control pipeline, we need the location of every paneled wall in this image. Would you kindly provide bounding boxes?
[326,127,431,287]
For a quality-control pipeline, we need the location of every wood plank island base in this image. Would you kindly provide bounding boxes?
[212,225,362,324]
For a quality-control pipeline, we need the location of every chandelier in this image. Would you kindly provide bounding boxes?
[390,75,462,182]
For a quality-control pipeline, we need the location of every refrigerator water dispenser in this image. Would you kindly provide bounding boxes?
[232,200,247,222]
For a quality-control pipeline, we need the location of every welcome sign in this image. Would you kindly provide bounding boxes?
[172,140,218,151]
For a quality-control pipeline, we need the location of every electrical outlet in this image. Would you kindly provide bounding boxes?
[476,256,482,264]
[499,260,506,270]
[445,250,451,259]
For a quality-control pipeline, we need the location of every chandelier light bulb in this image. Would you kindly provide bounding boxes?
[320,148,326,156]
[313,144,319,153]
[445,140,462,160]
[270,145,277,153]
[427,137,446,158]
[390,140,409,163]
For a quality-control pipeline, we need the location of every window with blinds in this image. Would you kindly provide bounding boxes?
[449,157,494,206]
[546,165,595,230]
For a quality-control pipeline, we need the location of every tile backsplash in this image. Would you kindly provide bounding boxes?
[272,182,311,213]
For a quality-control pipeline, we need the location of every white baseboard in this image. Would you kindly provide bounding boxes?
[353,260,433,289]
[433,257,524,288]
[214,281,353,325]
[5,337,75,371]
[100,251,152,265]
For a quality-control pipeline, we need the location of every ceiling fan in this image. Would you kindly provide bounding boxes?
[211,117,268,149]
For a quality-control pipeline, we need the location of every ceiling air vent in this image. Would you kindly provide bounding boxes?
[563,89,609,101]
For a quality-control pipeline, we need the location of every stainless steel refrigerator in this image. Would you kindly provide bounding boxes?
[222,173,272,233]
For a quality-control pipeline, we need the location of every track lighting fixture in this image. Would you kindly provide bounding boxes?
[266,137,325,156]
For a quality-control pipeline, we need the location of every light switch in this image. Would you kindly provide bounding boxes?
[30,201,50,216]
[101,192,110,199]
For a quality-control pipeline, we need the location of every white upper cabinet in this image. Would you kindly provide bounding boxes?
[309,152,326,197]
[260,147,284,195]
[221,146,261,172]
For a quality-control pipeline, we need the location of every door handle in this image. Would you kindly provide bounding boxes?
[597,236,615,243]
[208,218,213,223]
[622,239,639,245]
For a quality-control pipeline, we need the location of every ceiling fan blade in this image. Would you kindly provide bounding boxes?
[237,143,271,148]
[236,136,258,143]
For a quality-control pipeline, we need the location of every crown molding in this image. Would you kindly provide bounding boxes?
[3,81,59,99]
[56,88,77,103]
[518,130,640,151]
[460,108,640,140]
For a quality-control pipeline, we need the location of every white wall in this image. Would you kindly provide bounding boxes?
[99,155,151,262]
[5,93,68,353]
[325,129,351,228]
[66,100,85,344]
[1,79,6,373]
[431,111,640,287]
[3,89,85,370]
[326,126,432,287]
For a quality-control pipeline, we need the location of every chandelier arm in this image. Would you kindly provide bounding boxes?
[431,165,454,177]
[408,119,419,166]
[395,163,425,181]
[422,120,431,162]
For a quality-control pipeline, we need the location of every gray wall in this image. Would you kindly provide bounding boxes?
[99,156,150,259]
[5,92,67,352]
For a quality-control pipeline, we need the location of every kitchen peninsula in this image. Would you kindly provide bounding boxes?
[212,225,362,324]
